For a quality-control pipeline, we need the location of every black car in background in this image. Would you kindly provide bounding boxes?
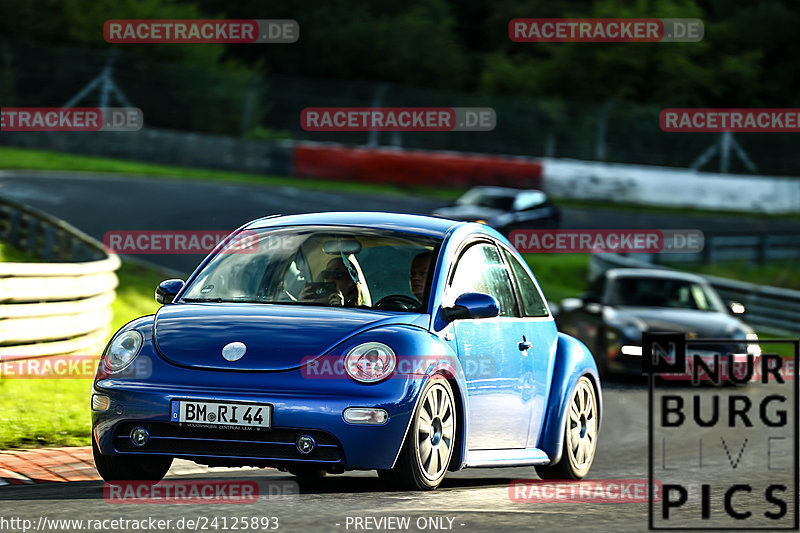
[432,186,560,234]
[555,268,760,376]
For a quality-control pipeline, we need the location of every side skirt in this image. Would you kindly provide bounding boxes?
[463,448,550,468]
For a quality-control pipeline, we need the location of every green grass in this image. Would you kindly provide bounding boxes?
[673,260,800,291]
[0,380,93,448]
[753,335,796,359]
[523,253,590,303]
[0,241,38,262]
[0,259,165,449]
[111,261,165,333]
[0,146,461,200]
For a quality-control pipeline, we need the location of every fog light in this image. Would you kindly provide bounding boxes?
[343,408,389,425]
[130,427,149,447]
[296,435,315,455]
[91,394,111,412]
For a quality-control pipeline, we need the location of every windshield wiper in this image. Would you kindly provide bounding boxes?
[181,297,224,303]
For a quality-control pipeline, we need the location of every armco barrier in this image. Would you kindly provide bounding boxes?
[542,158,800,214]
[293,143,543,188]
[0,195,119,360]
[589,253,800,336]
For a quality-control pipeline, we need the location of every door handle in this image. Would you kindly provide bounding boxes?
[519,335,532,351]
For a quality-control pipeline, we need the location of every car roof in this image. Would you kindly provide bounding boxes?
[606,268,707,283]
[244,211,462,238]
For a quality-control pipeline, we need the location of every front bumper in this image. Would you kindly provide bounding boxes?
[92,353,425,470]
[607,343,761,380]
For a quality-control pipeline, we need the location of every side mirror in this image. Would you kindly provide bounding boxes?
[729,301,746,314]
[441,292,500,321]
[156,279,185,305]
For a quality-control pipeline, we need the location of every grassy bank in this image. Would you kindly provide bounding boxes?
[524,253,589,303]
[0,252,164,448]
[0,241,37,262]
[675,260,800,291]
[0,146,461,200]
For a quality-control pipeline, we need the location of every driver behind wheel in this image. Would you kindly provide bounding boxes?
[409,252,432,303]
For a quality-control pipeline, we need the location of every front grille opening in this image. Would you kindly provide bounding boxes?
[114,422,343,462]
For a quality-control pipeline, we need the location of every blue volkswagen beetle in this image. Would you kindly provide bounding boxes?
[92,212,601,490]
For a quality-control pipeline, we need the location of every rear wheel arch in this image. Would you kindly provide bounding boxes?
[539,333,601,464]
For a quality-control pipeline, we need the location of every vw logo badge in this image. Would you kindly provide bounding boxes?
[222,342,247,361]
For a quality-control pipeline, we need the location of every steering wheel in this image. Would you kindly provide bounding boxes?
[374,294,422,311]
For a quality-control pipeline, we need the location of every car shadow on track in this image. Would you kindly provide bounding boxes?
[0,472,524,501]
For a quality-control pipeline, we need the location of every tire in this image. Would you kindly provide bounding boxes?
[380,377,457,490]
[536,376,598,480]
[92,439,172,483]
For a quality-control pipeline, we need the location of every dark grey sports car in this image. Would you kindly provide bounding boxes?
[432,186,560,234]
[555,268,760,376]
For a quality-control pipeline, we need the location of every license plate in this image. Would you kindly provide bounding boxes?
[170,400,271,429]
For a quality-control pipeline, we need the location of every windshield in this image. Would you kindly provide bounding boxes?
[608,277,725,312]
[457,190,516,210]
[181,226,440,312]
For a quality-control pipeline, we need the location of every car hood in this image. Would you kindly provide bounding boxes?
[615,306,747,338]
[432,205,506,222]
[153,303,423,371]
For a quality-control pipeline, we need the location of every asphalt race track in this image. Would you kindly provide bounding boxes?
[1,170,798,273]
[1,381,796,532]
[1,172,798,532]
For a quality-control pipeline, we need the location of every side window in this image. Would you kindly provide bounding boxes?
[503,249,549,317]
[447,242,517,317]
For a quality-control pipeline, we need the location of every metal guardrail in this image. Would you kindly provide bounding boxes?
[658,232,800,264]
[0,195,119,360]
[590,253,800,336]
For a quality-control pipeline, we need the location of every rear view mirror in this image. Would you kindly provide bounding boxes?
[156,279,185,304]
[322,239,362,255]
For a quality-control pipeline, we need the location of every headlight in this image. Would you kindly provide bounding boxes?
[746,333,761,357]
[104,330,143,373]
[344,342,396,383]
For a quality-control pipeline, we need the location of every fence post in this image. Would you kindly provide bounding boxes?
[703,235,714,264]
[757,233,769,264]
